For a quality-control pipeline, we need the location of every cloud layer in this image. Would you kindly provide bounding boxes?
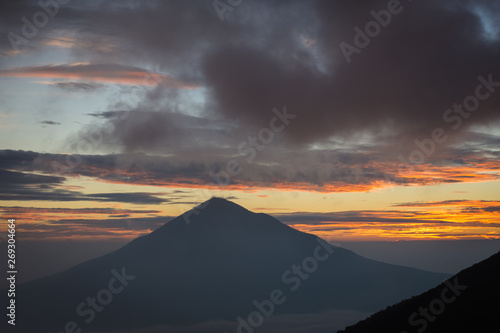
[1,0,499,154]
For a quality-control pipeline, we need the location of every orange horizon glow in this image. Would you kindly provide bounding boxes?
[1,197,499,242]
[2,156,499,242]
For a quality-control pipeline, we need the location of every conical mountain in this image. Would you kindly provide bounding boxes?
[8,198,449,332]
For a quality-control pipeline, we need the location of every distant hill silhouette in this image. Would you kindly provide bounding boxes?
[5,198,448,332]
[338,250,500,333]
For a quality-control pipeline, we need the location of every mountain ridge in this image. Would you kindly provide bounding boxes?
[338,250,500,333]
[6,198,450,333]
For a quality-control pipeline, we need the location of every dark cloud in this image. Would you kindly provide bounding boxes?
[1,0,500,192]
[47,216,168,231]
[87,111,128,119]
[91,192,169,204]
[0,0,41,55]
[10,223,144,240]
[1,147,499,194]
[483,206,500,213]
[25,0,493,161]
[0,206,166,239]
[393,200,469,207]
[2,0,497,155]
[0,206,159,215]
[200,0,500,150]
[393,199,500,211]
[0,169,64,186]
[81,110,237,152]
[0,168,169,204]
[50,81,105,92]
[273,211,455,226]
[40,120,61,125]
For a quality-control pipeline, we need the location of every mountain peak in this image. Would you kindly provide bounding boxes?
[185,197,253,225]
[178,197,250,222]
[149,197,256,236]
[198,197,246,212]
[205,196,238,206]
[144,195,300,252]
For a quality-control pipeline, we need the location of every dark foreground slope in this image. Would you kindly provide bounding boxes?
[339,250,500,333]
[6,198,448,332]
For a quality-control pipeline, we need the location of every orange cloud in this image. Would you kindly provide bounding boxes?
[281,200,500,241]
[71,160,499,194]
[1,199,499,241]
[0,63,199,88]
[0,206,167,241]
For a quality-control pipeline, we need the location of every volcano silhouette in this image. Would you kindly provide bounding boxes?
[11,198,448,332]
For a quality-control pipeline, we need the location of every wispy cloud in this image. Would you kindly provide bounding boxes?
[46,81,106,92]
[40,120,61,126]
[0,63,199,88]
[0,169,169,204]
[275,200,500,240]
[0,206,168,240]
[1,149,499,195]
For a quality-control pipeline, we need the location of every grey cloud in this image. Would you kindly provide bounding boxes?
[0,206,159,215]
[50,81,105,92]
[4,1,498,155]
[273,211,455,226]
[0,169,64,186]
[40,120,61,125]
[47,216,168,231]
[12,225,144,240]
[81,110,238,153]
[201,0,500,150]
[91,192,169,204]
[61,0,500,157]
[1,146,498,194]
[0,168,169,204]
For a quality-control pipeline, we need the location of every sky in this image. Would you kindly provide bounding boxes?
[1,0,500,243]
